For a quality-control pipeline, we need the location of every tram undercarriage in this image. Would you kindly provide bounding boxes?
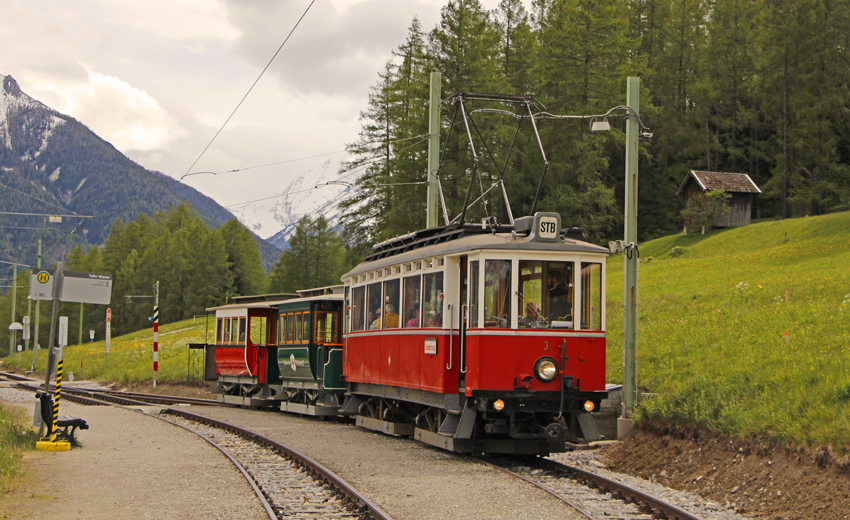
[341,383,601,456]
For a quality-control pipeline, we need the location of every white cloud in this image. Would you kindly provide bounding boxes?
[30,71,185,153]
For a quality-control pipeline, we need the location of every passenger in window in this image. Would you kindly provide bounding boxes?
[424,310,442,327]
[373,304,399,329]
[547,270,572,322]
[547,270,569,298]
[407,304,420,327]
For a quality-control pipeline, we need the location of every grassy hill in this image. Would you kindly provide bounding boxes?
[606,211,850,451]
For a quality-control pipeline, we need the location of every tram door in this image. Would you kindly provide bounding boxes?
[458,255,468,389]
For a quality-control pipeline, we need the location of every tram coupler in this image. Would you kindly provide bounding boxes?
[544,422,566,451]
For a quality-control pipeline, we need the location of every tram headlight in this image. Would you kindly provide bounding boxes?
[584,400,595,412]
[534,357,559,383]
[493,399,505,411]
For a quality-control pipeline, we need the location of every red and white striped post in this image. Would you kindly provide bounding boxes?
[152,281,159,388]
[153,305,158,388]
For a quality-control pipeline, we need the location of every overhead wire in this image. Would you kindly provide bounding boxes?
[181,0,318,179]
[36,0,319,259]
[0,181,79,215]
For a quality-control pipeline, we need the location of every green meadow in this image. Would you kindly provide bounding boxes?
[607,211,850,451]
[3,319,211,385]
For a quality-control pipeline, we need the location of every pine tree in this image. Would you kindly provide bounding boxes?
[268,216,347,293]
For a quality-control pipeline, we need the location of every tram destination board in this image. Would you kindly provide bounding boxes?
[29,270,113,305]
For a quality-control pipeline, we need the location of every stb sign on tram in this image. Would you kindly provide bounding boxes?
[30,270,112,305]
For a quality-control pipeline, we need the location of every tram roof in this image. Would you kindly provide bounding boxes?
[205,299,294,312]
[343,229,608,279]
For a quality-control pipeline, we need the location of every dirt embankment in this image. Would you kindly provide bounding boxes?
[603,422,850,520]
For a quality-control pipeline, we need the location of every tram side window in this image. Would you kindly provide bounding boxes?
[380,278,401,329]
[423,271,443,327]
[367,282,382,330]
[351,286,366,331]
[224,318,232,344]
[315,312,340,344]
[581,263,602,330]
[469,261,480,328]
[250,316,267,345]
[344,286,350,333]
[238,317,246,343]
[295,313,302,342]
[518,260,574,329]
[402,275,421,328]
[302,312,311,342]
[484,260,511,328]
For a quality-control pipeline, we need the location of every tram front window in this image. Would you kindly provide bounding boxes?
[518,260,574,329]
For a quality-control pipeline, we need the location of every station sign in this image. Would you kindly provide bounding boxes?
[62,271,112,305]
[30,271,54,300]
[29,270,112,305]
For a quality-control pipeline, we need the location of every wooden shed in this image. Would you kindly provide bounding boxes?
[677,170,761,228]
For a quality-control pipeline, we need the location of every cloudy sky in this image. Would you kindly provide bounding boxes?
[0,0,522,237]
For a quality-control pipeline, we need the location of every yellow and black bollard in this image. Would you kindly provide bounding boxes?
[36,351,70,451]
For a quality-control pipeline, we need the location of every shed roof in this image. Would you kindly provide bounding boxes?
[677,170,761,195]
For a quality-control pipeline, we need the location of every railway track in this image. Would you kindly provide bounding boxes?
[8,376,391,520]
[486,455,737,520]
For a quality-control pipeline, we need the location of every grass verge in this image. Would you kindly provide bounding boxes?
[606,211,850,451]
[0,405,38,496]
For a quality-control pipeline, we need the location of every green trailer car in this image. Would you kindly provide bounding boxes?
[276,287,346,415]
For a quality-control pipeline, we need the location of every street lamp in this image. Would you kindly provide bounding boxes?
[8,322,22,356]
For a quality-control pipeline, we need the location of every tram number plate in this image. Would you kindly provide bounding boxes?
[424,338,437,355]
[539,217,558,239]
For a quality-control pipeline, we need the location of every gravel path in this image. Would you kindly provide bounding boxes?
[0,387,267,520]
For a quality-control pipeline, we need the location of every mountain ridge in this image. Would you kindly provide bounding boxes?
[0,74,282,271]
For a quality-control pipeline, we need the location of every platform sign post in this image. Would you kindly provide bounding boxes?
[23,315,30,350]
[9,264,16,356]
[32,239,42,371]
[36,262,71,451]
[58,317,68,348]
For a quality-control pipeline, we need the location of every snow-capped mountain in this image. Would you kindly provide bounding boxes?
[0,74,282,268]
[229,164,350,249]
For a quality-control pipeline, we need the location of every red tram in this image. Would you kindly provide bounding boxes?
[340,212,608,455]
